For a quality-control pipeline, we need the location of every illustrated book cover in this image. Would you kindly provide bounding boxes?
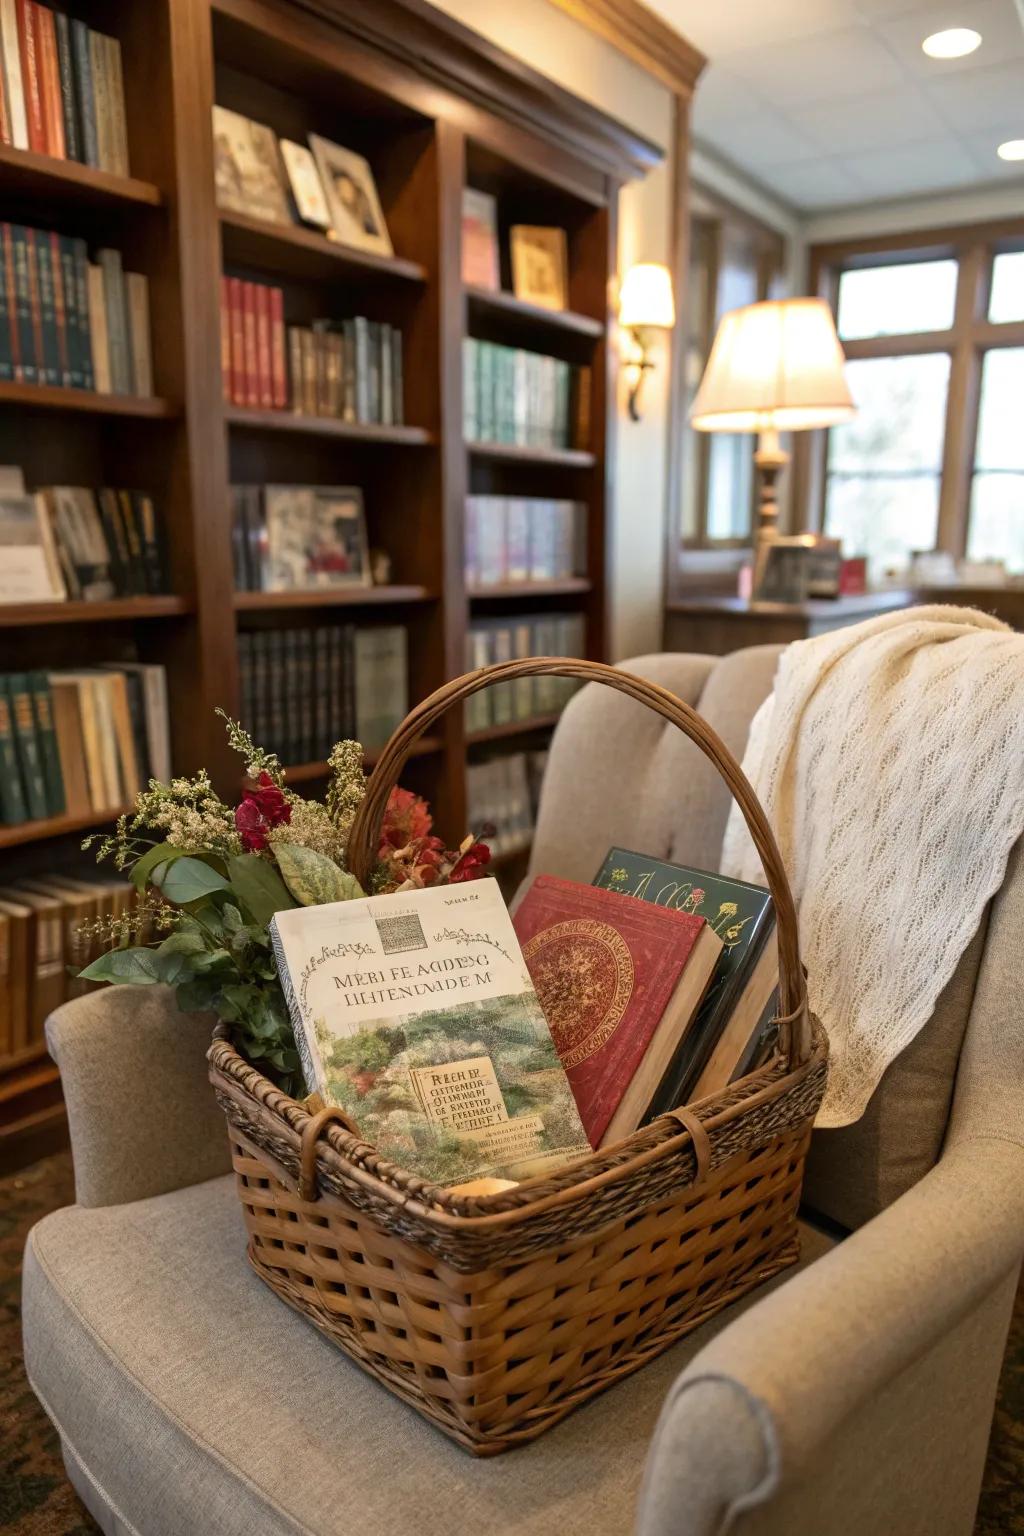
[512,875,722,1148]
[211,106,291,226]
[270,877,592,1191]
[593,849,778,1112]
[309,135,392,256]
[461,188,499,290]
[263,484,370,591]
[510,225,568,311]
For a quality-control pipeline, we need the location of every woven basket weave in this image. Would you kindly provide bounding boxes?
[209,659,827,1455]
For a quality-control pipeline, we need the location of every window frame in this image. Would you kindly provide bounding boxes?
[802,220,1024,566]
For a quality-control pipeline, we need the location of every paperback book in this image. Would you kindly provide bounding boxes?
[270,878,592,1190]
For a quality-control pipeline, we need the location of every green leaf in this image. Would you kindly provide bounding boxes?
[222,903,245,935]
[130,843,189,892]
[156,929,208,958]
[153,857,231,906]
[227,854,295,928]
[273,843,364,907]
[78,947,163,985]
[174,977,220,1013]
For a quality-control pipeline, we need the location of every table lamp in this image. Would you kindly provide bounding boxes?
[690,297,854,593]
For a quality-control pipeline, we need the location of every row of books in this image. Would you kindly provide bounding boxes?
[0,877,149,1061]
[272,851,779,1191]
[467,749,547,857]
[464,612,585,734]
[219,277,285,411]
[230,483,371,595]
[238,624,408,763]
[0,474,168,604]
[0,4,129,172]
[466,496,586,587]
[0,663,169,825]
[288,320,403,426]
[0,224,152,395]
[463,338,589,450]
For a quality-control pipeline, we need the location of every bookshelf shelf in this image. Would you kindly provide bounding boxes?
[0,805,132,851]
[0,382,177,417]
[219,212,428,287]
[468,579,592,601]
[465,285,604,339]
[283,735,444,783]
[0,597,190,627]
[225,408,434,446]
[234,585,434,611]
[467,440,596,469]
[467,714,562,746]
[0,145,163,209]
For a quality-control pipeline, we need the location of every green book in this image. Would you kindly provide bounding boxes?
[593,847,777,1114]
[6,673,48,821]
[29,672,65,816]
[0,683,29,825]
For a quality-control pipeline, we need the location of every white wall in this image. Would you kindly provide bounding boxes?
[429,0,676,661]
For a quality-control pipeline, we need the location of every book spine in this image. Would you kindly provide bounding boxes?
[462,336,476,440]
[53,9,77,160]
[96,487,128,594]
[98,246,129,393]
[241,280,258,410]
[33,225,59,384]
[125,270,152,396]
[57,233,82,386]
[282,627,300,763]
[390,327,403,425]
[0,683,29,823]
[1,224,18,381]
[0,20,10,143]
[353,314,369,423]
[29,670,64,814]
[341,318,355,423]
[269,285,286,409]
[249,631,267,744]
[10,225,34,382]
[0,223,10,381]
[298,628,314,763]
[380,322,393,427]
[313,628,329,758]
[135,495,165,594]
[47,229,68,384]
[287,325,301,413]
[23,226,43,383]
[103,32,127,175]
[254,282,273,410]
[15,0,44,152]
[0,0,27,149]
[74,241,94,388]
[35,2,62,157]
[117,488,145,593]
[219,274,231,403]
[7,672,47,818]
[299,327,315,415]
[70,17,96,167]
[227,275,244,407]
[367,320,380,424]
[267,628,285,761]
[89,26,110,170]
[327,625,343,743]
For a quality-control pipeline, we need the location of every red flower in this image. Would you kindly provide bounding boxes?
[449,842,491,883]
[235,797,269,852]
[235,772,291,852]
[379,786,432,855]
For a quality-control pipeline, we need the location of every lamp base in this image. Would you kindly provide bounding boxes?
[751,428,790,597]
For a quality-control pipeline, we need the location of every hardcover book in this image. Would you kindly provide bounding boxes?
[263,484,370,591]
[593,849,778,1112]
[513,875,722,1147]
[461,188,499,290]
[270,878,592,1190]
[212,106,291,226]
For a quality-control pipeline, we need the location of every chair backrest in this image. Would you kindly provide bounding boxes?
[527,647,986,1231]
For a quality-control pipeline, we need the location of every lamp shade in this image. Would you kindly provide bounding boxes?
[619,263,675,329]
[690,297,854,433]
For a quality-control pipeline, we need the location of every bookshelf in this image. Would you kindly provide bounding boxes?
[0,0,664,1169]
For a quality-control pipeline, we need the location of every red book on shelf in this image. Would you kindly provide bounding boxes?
[254,282,273,410]
[33,3,63,159]
[15,0,46,153]
[269,285,286,409]
[240,280,259,410]
[226,276,245,407]
[219,274,231,404]
[513,875,722,1148]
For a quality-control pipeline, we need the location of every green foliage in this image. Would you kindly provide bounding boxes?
[152,856,231,905]
[225,854,295,927]
[274,843,365,907]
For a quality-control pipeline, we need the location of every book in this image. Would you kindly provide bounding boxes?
[0,883,63,1040]
[280,138,331,229]
[510,226,569,311]
[88,22,110,169]
[211,105,291,225]
[461,188,499,290]
[34,2,62,159]
[354,625,407,750]
[86,260,110,392]
[0,896,31,1050]
[125,272,152,396]
[28,669,63,813]
[69,16,96,166]
[102,30,127,175]
[98,246,130,393]
[309,133,392,256]
[6,670,47,819]
[48,672,90,815]
[263,483,370,592]
[53,10,77,162]
[16,0,45,153]
[0,0,27,150]
[593,850,779,1113]
[0,682,28,823]
[0,491,64,600]
[270,877,592,1190]
[513,875,722,1147]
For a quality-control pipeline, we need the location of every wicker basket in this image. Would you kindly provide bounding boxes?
[208,659,827,1455]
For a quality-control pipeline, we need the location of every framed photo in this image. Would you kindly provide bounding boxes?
[280,140,332,230]
[309,135,393,256]
[211,106,291,226]
[510,225,568,311]
[264,485,371,591]
[801,535,843,598]
[754,538,810,604]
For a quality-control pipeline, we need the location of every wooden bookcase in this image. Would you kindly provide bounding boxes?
[0,0,661,1168]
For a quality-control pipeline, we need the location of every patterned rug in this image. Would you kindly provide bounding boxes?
[1,1152,1021,1534]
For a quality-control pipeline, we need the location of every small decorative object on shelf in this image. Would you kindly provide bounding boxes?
[461,187,499,290]
[510,224,568,311]
[309,133,392,256]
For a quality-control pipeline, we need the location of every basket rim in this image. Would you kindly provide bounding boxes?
[208,1015,828,1232]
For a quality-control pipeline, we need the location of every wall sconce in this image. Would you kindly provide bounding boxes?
[619,262,675,422]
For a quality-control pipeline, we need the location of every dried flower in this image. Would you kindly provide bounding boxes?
[449,842,491,883]
[268,796,348,863]
[216,708,284,786]
[325,739,367,832]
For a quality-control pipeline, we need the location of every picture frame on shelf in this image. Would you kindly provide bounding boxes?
[212,106,292,226]
[280,140,332,230]
[309,135,393,256]
[510,225,569,311]
[754,537,810,604]
[264,485,372,592]
[462,188,500,290]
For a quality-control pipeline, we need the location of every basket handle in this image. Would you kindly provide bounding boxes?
[346,658,810,1068]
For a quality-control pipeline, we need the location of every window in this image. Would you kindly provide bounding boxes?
[810,226,1024,582]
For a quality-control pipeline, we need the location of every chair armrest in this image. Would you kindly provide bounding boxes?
[47,984,231,1207]
[636,1136,1024,1536]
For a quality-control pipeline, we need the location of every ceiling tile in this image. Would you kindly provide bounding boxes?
[875,0,1024,77]
[692,106,816,169]
[720,27,906,102]
[784,84,949,153]
[963,124,1024,175]
[842,137,980,195]
[754,158,867,208]
[923,59,1024,129]
[647,0,862,59]
[691,66,772,131]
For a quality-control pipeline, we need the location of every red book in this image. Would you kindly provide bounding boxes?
[254,281,273,409]
[240,280,259,410]
[513,875,723,1148]
[15,0,45,153]
[269,285,286,409]
[226,276,245,406]
[219,274,231,404]
[33,3,63,159]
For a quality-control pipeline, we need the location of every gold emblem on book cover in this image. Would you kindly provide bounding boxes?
[522,918,633,1069]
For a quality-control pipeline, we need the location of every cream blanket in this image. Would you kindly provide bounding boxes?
[721,605,1024,1127]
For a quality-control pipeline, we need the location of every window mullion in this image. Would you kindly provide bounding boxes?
[937,244,986,557]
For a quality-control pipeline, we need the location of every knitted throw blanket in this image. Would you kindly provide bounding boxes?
[721,605,1024,1127]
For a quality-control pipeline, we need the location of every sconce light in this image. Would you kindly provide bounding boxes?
[619,262,675,422]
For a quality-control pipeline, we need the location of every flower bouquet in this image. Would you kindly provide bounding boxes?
[80,712,490,1096]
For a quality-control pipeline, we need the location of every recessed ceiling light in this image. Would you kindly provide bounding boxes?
[921,26,982,58]
[997,139,1024,161]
